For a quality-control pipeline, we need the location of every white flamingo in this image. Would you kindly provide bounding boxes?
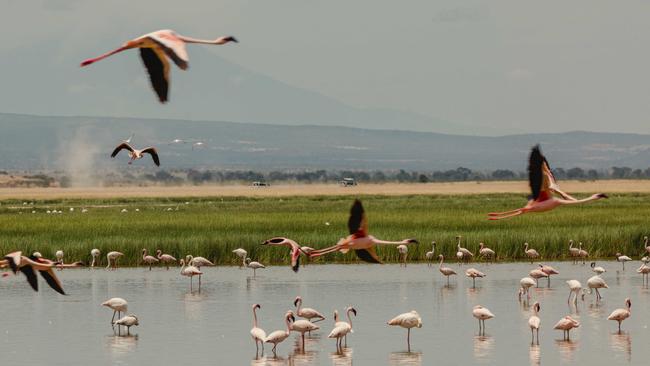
[141,249,159,270]
[113,314,139,335]
[102,297,128,327]
[186,255,213,289]
[387,310,422,352]
[294,296,325,324]
[478,242,495,263]
[438,255,457,286]
[456,236,473,264]
[245,258,265,277]
[232,248,247,269]
[528,269,548,288]
[566,280,582,305]
[265,311,295,355]
[106,251,124,271]
[465,268,486,288]
[250,304,266,355]
[90,248,101,268]
[472,305,494,335]
[568,240,579,264]
[179,258,202,293]
[643,236,650,255]
[519,277,536,301]
[291,317,319,351]
[585,275,608,301]
[156,250,177,270]
[524,243,539,264]
[607,298,631,333]
[590,262,606,275]
[577,242,589,264]
[425,242,436,266]
[397,244,408,267]
[528,302,541,344]
[55,250,64,270]
[637,264,650,285]
[554,316,580,340]
[110,142,160,166]
[616,253,632,270]
[328,307,357,351]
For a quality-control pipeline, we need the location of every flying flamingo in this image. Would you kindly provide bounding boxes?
[524,243,539,263]
[294,296,325,324]
[111,142,160,166]
[590,262,606,275]
[102,297,128,328]
[90,248,101,268]
[472,305,494,335]
[387,310,422,352]
[637,264,650,285]
[1,251,68,294]
[577,243,589,264]
[141,249,159,270]
[265,311,295,356]
[250,304,267,355]
[478,242,495,263]
[425,242,436,266]
[438,255,457,286]
[465,268,486,289]
[113,315,139,335]
[179,258,202,293]
[456,236,473,264]
[528,302,541,344]
[290,316,320,351]
[519,277,536,301]
[616,253,632,270]
[566,280,582,305]
[106,251,124,271]
[568,240,579,264]
[261,237,307,272]
[328,307,357,351]
[529,269,548,288]
[539,264,559,288]
[308,200,418,263]
[80,29,238,103]
[585,275,608,301]
[245,258,265,277]
[397,244,408,267]
[232,248,247,269]
[488,145,607,220]
[554,316,580,340]
[156,250,177,270]
[608,298,631,333]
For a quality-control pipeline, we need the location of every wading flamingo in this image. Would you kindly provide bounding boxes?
[554,316,579,340]
[329,307,357,351]
[111,142,160,166]
[1,252,67,294]
[578,243,589,264]
[265,311,295,355]
[261,237,307,272]
[387,310,422,352]
[529,269,548,288]
[113,315,139,335]
[529,302,541,344]
[519,277,536,301]
[106,251,124,271]
[637,264,650,285]
[456,236,473,264]
[102,297,128,326]
[232,248,247,269]
[425,242,436,266]
[568,240,579,264]
[585,275,608,301]
[250,304,266,355]
[465,268,486,288]
[472,305,494,335]
[607,298,631,333]
[141,249,159,270]
[179,259,202,293]
[90,248,101,268]
[616,253,632,271]
[643,236,650,255]
[156,250,177,270]
[591,262,606,275]
[80,29,238,103]
[488,145,607,220]
[397,244,408,267]
[55,250,64,269]
[245,258,265,277]
[539,264,559,288]
[335,306,357,347]
[524,243,539,263]
[294,296,325,324]
[478,242,495,263]
[186,255,213,289]
[566,280,582,305]
[308,200,418,263]
[438,255,457,286]
[290,316,319,351]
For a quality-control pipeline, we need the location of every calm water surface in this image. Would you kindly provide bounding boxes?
[2,261,649,365]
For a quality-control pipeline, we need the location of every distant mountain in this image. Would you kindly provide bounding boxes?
[1,113,649,173]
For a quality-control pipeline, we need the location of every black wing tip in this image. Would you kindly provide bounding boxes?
[354,249,382,264]
[292,256,300,273]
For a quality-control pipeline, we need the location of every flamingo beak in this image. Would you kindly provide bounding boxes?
[351,308,357,316]
[293,299,299,307]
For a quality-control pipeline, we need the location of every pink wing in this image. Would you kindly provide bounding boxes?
[140,30,189,70]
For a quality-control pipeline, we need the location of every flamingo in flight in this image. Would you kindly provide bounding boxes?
[111,142,160,166]
[488,145,607,220]
[80,29,238,103]
[261,237,307,272]
[1,251,69,294]
[308,199,418,263]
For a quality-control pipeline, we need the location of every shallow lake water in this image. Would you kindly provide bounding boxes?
[1,261,649,365]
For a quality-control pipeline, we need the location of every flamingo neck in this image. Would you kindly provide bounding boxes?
[253,307,259,328]
[296,299,302,312]
[346,309,354,328]
[439,257,444,268]
[285,315,292,332]
[177,35,227,45]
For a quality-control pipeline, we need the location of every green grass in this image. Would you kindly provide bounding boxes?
[0,193,648,266]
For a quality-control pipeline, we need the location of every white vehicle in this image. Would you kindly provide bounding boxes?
[339,178,357,187]
[252,181,269,187]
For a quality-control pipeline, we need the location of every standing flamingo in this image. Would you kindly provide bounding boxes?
[568,240,579,264]
[261,237,307,272]
[113,315,139,335]
[577,243,589,264]
[90,248,101,268]
[616,253,632,271]
[472,305,494,335]
[80,30,238,103]
[586,275,608,301]
[590,262,606,275]
[529,269,548,288]
[179,258,202,293]
[308,200,418,263]
[566,280,582,305]
[528,302,541,344]
[425,242,436,266]
[554,316,580,340]
[294,296,325,324]
[456,236,473,264]
[438,255,457,286]
[524,243,539,264]
[245,258,265,277]
[397,244,408,267]
[637,264,650,285]
[478,242,495,263]
[232,248,247,269]
[106,251,124,271]
[265,311,295,356]
[387,310,422,352]
[607,298,631,333]
[55,250,64,270]
[186,255,213,289]
[519,277,536,301]
[488,145,607,220]
[643,236,650,256]
[539,264,559,288]
[290,317,320,351]
[102,298,128,327]
[328,307,357,351]
[465,268,486,288]
[156,250,177,270]
[141,249,159,270]
[250,304,266,355]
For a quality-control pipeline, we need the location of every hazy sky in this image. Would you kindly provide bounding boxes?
[3,0,650,134]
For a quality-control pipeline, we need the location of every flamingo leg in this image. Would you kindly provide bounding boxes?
[407,328,411,352]
[547,276,551,288]
[309,244,343,258]
[302,333,305,351]
[488,210,524,220]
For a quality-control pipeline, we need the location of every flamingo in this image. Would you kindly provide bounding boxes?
[261,237,307,272]
[585,275,608,301]
[566,280,582,305]
[141,249,159,270]
[80,29,238,103]
[519,277,536,301]
[616,253,632,271]
[456,236,473,264]
[111,142,160,166]
[554,316,580,340]
[438,255,457,285]
[232,248,247,269]
[90,248,101,268]
[265,311,295,356]
[106,251,124,271]
[478,242,495,263]
[539,264,559,288]
[643,236,650,255]
[55,250,64,269]
[113,315,139,335]
[335,306,357,347]
[524,243,539,263]
[637,264,650,285]
[308,200,418,263]
[179,259,202,293]
[528,302,541,344]
[245,258,265,277]
[250,304,266,355]
[1,251,67,294]
[156,250,177,270]
[590,262,606,275]
[488,145,607,220]
[607,298,631,333]
[387,310,422,352]
[578,243,589,265]
[642,256,650,264]
[290,316,319,351]
[329,307,357,351]
[294,296,325,324]
[568,240,579,264]
[465,268,486,288]
[397,244,408,267]
[102,297,128,326]
[186,255,213,289]
[528,269,548,288]
[425,241,436,266]
[472,305,494,335]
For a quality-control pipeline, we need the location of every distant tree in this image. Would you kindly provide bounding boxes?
[611,166,632,179]
[567,167,585,179]
[418,174,429,183]
[396,169,412,182]
[491,169,515,180]
[587,169,599,180]
[59,176,72,188]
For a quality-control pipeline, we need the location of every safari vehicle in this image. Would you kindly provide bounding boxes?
[339,178,357,187]
[251,181,270,187]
